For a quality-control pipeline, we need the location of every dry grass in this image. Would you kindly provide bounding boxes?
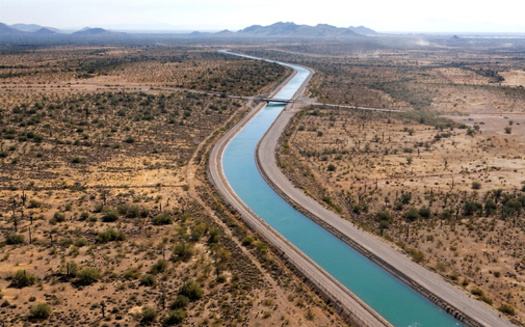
[0,45,343,326]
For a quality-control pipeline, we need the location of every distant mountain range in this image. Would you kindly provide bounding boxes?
[0,23,122,36]
[235,22,376,37]
[0,21,377,38]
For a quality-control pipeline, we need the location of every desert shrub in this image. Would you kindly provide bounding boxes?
[11,270,37,288]
[484,200,497,216]
[440,209,452,219]
[141,306,158,323]
[404,207,420,222]
[123,267,141,280]
[471,288,483,296]
[53,212,66,222]
[400,192,412,204]
[74,238,88,247]
[462,201,482,217]
[242,236,254,246]
[164,309,186,325]
[150,259,168,274]
[208,228,220,245]
[140,274,157,287]
[5,232,24,245]
[375,210,391,222]
[96,228,126,243]
[28,199,42,208]
[498,303,516,316]
[179,280,203,301]
[170,295,189,309]
[172,242,194,262]
[75,267,101,285]
[117,204,142,218]
[418,206,431,219]
[102,209,119,222]
[409,249,425,263]
[29,303,52,319]
[190,223,207,241]
[79,211,89,221]
[471,181,481,190]
[66,261,78,277]
[153,213,173,225]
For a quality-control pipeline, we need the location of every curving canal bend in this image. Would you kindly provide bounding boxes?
[211,51,510,327]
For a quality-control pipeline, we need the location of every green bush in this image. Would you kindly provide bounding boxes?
[498,303,516,316]
[95,228,126,243]
[179,280,203,301]
[404,207,420,221]
[140,274,157,287]
[5,232,24,245]
[79,211,89,221]
[123,267,141,280]
[29,303,52,319]
[172,242,194,262]
[102,209,119,222]
[375,210,391,222]
[141,306,158,323]
[208,229,220,244]
[164,309,186,325]
[11,270,37,288]
[74,238,88,247]
[170,295,189,309]
[117,204,143,218]
[75,267,101,285]
[242,236,254,246]
[418,206,431,219]
[462,201,482,217]
[153,213,173,225]
[53,212,66,222]
[66,261,78,277]
[150,259,168,274]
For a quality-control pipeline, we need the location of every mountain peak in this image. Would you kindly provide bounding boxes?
[238,22,368,38]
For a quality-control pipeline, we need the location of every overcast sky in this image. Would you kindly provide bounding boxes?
[1,0,525,33]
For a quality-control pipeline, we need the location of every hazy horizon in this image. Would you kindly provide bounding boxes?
[2,0,525,34]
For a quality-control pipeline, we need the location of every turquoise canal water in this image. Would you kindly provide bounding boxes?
[221,52,461,327]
